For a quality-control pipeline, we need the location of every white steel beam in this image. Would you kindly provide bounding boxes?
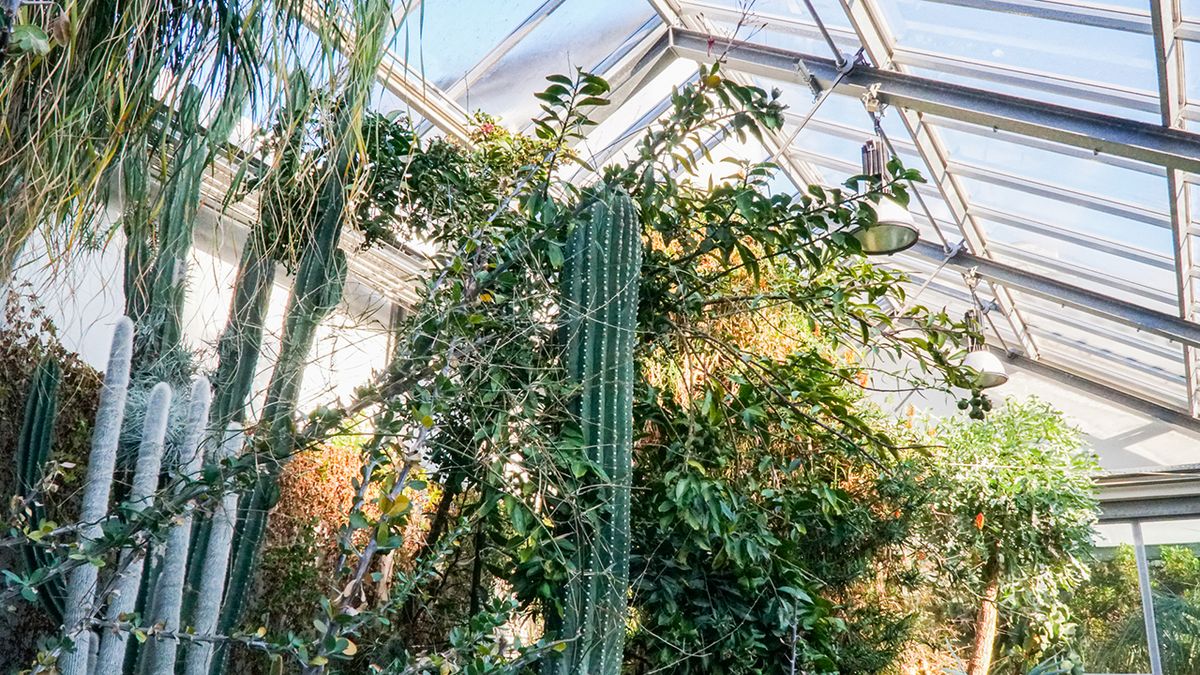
[1150,0,1199,415]
[654,0,826,186]
[668,28,1200,173]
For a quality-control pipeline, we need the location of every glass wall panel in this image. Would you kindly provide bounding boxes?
[389,0,547,89]
[1140,518,1200,675]
[1072,522,1153,675]
[453,0,656,127]
[1188,41,1200,105]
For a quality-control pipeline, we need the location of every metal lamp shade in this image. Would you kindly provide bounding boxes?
[852,195,919,255]
[963,350,1009,389]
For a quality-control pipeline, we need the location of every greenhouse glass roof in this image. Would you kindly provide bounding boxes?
[355,0,1200,427]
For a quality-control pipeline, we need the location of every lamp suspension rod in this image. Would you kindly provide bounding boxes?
[799,0,847,68]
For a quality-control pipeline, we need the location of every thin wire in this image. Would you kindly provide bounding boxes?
[769,49,862,164]
[888,244,958,316]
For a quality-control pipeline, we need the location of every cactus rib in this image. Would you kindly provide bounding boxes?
[182,424,243,675]
[95,382,172,673]
[140,376,212,675]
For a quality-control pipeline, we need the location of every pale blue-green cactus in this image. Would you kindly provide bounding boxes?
[182,424,243,675]
[60,317,135,675]
[94,382,172,673]
[140,376,212,674]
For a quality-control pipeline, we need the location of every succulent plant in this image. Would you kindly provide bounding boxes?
[60,317,135,675]
[94,382,172,673]
[15,358,66,621]
[547,188,642,675]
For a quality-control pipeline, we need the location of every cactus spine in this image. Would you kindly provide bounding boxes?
[182,424,243,675]
[16,358,66,621]
[141,376,212,674]
[94,382,172,673]
[549,188,641,675]
[60,317,135,675]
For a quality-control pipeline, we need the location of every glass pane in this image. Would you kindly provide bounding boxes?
[931,121,1167,210]
[873,0,1159,97]
[1014,293,1188,406]
[390,0,547,89]
[1072,522,1154,674]
[903,63,1161,123]
[454,0,656,127]
[1140,519,1200,674]
[1188,41,1200,105]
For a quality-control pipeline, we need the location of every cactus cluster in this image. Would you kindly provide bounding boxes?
[549,187,642,675]
[17,318,237,675]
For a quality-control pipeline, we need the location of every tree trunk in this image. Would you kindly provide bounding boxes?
[967,545,1002,675]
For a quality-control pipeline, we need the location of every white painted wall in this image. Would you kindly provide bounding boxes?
[8,198,395,417]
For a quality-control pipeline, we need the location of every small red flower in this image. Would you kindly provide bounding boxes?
[479,122,496,136]
[974,512,985,530]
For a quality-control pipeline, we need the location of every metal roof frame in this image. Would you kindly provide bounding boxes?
[328,0,1200,422]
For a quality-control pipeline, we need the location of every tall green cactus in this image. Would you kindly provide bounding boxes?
[548,188,642,675]
[60,317,135,675]
[15,358,66,621]
[143,85,206,358]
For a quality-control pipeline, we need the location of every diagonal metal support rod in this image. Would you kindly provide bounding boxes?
[909,239,1200,350]
[1150,0,1199,416]
[668,26,1200,174]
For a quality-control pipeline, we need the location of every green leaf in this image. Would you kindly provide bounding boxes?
[11,25,51,55]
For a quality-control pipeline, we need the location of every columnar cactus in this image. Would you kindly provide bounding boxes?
[60,317,135,675]
[94,382,172,673]
[15,358,65,621]
[549,188,642,675]
[141,376,212,674]
[220,179,350,637]
[136,85,202,356]
[182,424,243,675]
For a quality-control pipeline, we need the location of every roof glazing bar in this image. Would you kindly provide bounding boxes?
[1150,0,1199,415]
[922,0,1151,32]
[893,48,1160,115]
[947,162,1171,228]
[908,239,1200,349]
